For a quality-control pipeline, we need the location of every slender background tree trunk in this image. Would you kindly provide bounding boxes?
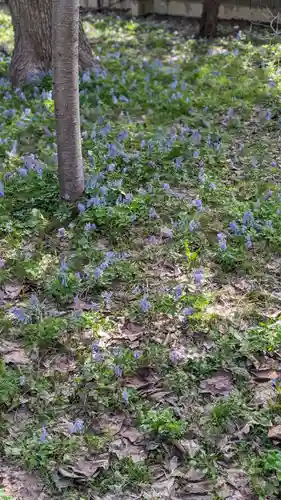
[7,0,94,86]
[53,0,84,201]
[199,0,220,38]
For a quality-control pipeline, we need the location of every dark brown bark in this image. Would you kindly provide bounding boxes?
[198,0,220,38]
[53,0,84,201]
[7,0,94,86]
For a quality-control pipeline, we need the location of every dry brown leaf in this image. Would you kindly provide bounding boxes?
[253,369,281,381]
[183,480,214,494]
[173,438,200,458]
[254,382,275,407]
[110,438,146,463]
[226,468,250,489]
[151,477,176,497]
[2,342,29,365]
[4,282,22,298]
[268,425,281,440]
[121,427,142,443]
[200,371,233,395]
[58,454,109,481]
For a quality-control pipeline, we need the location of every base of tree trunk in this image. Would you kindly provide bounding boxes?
[8,0,94,86]
[198,0,220,39]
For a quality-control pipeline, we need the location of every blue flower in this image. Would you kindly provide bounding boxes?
[40,425,47,443]
[114,365,123,378]
[245,234,252,250]
[94,267,103,280]
[189,220,200,232]
[133,351,141,359]
[122,389,129,403]
[11,307,26,323]
[19,375,25,386]
[58,227,66,238]
[71,419,84,434]
[149,207,159,219]
[163,183,170,191]
[194,199,203,211]
[229,221,240,234]
[0,182,4,197]
[85,223,97,232]
[77,203,86,214]
[242,211,253,226]
[217,232,227,250]
[174,285,183,299]
[194,269,203,287]
[139,296,151,313]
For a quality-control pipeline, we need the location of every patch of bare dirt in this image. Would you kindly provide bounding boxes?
[0,461,50,500]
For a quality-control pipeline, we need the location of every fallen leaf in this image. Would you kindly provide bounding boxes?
[110,438,146,463]
[200,371,233,395]
[254,382,275,407]
[183,480,214,494]
[185,467,206,482]
[226,468,250,489]
[1,341,29,365]
[4,282,22,298]
[151,477,175,496]
[58,454,109,481]
[253,369,281,381]
[174,439,200,458]
[121,427,142,444]
[268,425,281,440]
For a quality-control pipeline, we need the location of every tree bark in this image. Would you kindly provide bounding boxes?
[53,0,84,201]
[7,0,94,86]
[198,0,220,38]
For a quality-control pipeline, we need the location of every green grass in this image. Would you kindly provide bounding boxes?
[1,9,281,499]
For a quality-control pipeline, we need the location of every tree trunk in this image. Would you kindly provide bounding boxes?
[7,0,94,86]
[53,0,84,201]
[198,0,220,38]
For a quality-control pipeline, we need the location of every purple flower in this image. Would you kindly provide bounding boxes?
[193,151,199,159]
[245,234,252,250]
[183,307,194,317]
[18,168,27,177]
[149,207,159,219]
[163,183,170,191]
[103,291,113,309]
[189,220,200,232]
[11,307,26,323]
[0,182,4,197]
[114,365,123,378]
[40,425,47,443]
[77,203,86,214]
[174,285,183,299]
[71,419,84,434]
[19,375,25,386]
[265,220,273,228]
[122,389,129,403]
[58,227,66,238]
[217,232,227,250]
[191,131,201,145]
[94,267,103,280]
[242,211,253,226]
[175,157,183,169]
[139,295,151,313]
[194,199,203,211]
[100,123,111,136]
[170,349,184,364]
[264,190,273,200]
[133,350,141,359]
[194,269,203,287]
[85,223,97,232]
[0,259,5,268]
[229,221,240,234]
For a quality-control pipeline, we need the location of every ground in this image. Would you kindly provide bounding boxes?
[1,10,281,500]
